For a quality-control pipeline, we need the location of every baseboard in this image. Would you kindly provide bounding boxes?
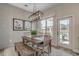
[51,45,60,49]
[51,44,79,55]
[72,49,79,54]
[51,45,72,51]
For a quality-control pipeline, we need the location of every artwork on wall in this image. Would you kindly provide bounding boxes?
[13,18,24,31]
[24,21,31,31]
[13,18,32,31]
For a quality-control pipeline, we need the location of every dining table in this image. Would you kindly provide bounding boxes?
[22,35,51,55]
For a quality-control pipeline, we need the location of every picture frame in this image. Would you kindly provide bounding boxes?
[13,18,24,31]
[24,20,31,31]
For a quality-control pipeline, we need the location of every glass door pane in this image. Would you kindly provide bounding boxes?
[60,19,69,44]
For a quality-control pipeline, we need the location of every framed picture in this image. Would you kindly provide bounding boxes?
[24,21,31,31]
[13,18,24,31]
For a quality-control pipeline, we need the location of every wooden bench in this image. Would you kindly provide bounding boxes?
[15,42,36,56]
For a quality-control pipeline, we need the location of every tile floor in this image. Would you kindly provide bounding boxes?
[0,46,75,56]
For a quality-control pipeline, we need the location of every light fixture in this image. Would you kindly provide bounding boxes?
[28,4,43,21]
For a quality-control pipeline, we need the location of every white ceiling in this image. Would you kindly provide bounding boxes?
[9,3,58,12]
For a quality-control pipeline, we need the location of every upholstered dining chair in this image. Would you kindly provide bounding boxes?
[37,35,51,56]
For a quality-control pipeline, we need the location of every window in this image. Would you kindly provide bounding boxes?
[47,18,53,36]
[40,17,53,36]
[40,19,46,35]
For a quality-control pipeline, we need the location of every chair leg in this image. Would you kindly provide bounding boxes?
[16,50,20,56]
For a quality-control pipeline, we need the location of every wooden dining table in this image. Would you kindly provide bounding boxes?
[23,36,43,45]
[22,35,51,55]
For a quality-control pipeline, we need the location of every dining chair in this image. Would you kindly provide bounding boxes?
[37,35,51,56]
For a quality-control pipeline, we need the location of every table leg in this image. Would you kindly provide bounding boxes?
[49,40,51,53]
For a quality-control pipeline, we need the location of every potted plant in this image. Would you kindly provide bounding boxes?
[31,30,37,37]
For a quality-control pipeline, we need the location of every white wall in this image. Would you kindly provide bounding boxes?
[1,3,79,53]
[43,3,79,53]
[0,3,31,49]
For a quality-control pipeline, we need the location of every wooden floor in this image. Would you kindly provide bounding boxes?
[0,46,78,56]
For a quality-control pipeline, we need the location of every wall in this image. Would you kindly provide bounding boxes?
[43,3,79,53]
[0,3,79,53]
[0,3,31,49]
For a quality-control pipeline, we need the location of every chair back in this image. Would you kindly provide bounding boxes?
[44,35,50,46]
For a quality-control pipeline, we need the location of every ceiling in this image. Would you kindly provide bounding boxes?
[9,3,58,12]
